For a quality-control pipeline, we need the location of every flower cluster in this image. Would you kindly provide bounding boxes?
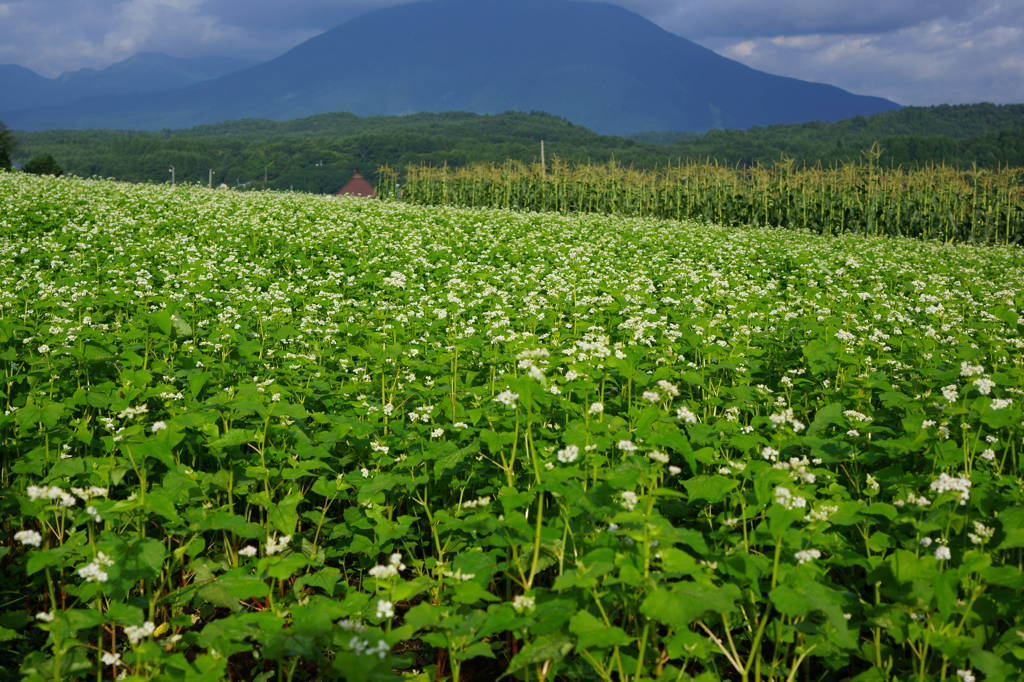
[368,553,406,579]
[78,552,115,583]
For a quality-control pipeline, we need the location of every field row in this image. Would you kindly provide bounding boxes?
[385,160,1024,245]
[1,172,1024,680]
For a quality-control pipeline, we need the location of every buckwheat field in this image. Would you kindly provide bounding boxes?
[2,172,1023,681]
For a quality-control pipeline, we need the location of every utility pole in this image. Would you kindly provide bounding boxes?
[169,166,175,187]
[208,169,213,188]
[540,140,546,174]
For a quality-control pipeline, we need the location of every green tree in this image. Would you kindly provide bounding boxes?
[0,121,15,170]
[23,153,63,176]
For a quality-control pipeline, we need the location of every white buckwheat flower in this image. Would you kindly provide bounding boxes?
[375,599,395,619]
[934,545,951,561]
[773,486,807,510]
[494,390,518,407]
[588,402,604,415]
[959,362,984,378]
[556,445,579,463]
[794,549,821,564]
[657,380,680,397]
[647,450,669,464]
[929,473,971,505]
[512,594,536,613]
[973,378,995,396]
[619,491,639,511]
[14,530,43,547]
[676,405,698,423]
[124,621,156,646]
[78,552,115,583]
[369,552,406,579]
[265,534,292,556]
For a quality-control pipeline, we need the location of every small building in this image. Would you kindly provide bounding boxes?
[337,171,376,197]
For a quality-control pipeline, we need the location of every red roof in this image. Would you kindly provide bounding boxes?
[337,171,376,197]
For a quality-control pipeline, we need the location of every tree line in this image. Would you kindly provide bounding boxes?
[4,105,1023,193]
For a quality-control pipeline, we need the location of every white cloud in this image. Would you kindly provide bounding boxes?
[704,12,1024,106]
[620,0,983,39]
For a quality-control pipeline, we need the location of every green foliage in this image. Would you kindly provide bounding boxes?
[664,103,1024,167]
[8,104,1024,193]
[395,159,1024,245]
[10,111,652,191]
[0,120,15,169]
[1,172,1023,680]
[22,153,63,176]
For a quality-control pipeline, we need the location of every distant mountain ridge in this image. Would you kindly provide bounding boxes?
[0,53,255,111]
[0,0,898,134]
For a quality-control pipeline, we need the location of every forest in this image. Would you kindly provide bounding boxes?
[6,103,1023,193]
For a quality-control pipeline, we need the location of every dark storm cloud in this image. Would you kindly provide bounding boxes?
[0,0,1020,106]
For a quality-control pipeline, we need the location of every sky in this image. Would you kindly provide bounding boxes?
[0,0,1021,107]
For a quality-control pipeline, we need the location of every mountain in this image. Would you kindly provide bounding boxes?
[0,53,254,111]
[1,0,899,134]
[0,65,56,110]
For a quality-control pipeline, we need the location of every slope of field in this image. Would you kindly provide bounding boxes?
[2,173,1023,680]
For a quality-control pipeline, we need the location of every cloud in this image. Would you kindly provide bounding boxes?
[199,0,411,32]
[620,0,983,39]
[703,12,1024,105]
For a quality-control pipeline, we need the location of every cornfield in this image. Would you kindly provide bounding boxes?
[378,159,1024,244]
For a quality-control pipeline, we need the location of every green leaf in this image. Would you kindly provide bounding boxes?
[267,490,302,534]
[641,582,740,628]
[803,338,840,375]
[806,402,845,436]
[215,572,271,600]
[170,313,193,337]
[265,553,309,579]
[121,537,166,578]
[150,309,173,336]
[0,626,21,642]
[505,634,573,676]
[770,580,856,649]
[683,475,738,503]
[106,602,145,626]
[26,548,65,575]
[198,511,264,538]
[570,610,633,651]
[144,490,182,524]
[208,429,254,449]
